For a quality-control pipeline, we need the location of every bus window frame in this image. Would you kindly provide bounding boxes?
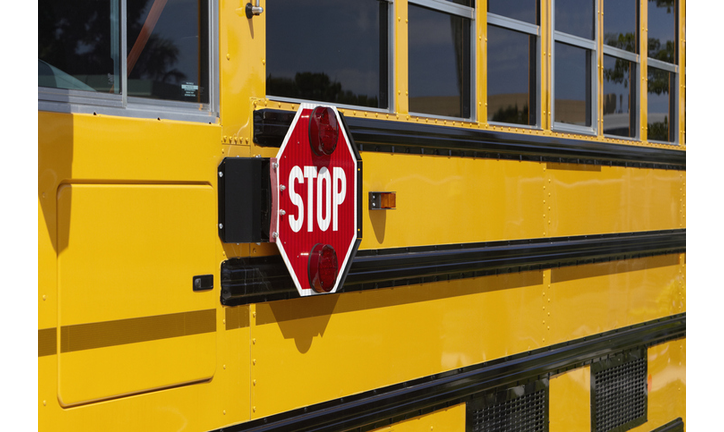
[486,11,542,130]
[265,0,395,114]
[407,0,476,122]
[601,49,640,141]
[601,0,641,141]
[551,0,599,136]
[37,0,219,124]
[646,59,678,145]
[646,0,679,145]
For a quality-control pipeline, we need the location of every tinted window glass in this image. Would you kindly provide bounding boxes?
[555,42,591,126]
[555,0,594,40]
[127,0,209,103]
[38,0,121,92]
[603,55,636,137]
[488,0,538,25]
[604,0,638,53]
[409,4,471,118]
[647,67,674,141]
[447,0,474,6]
[266,0,388,109]
[488,25,536,125]
[648,0,677,63]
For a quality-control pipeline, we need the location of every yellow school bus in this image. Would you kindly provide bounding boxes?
[38,0,685,431]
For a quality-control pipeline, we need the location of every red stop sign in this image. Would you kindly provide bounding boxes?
[271,104,361,296]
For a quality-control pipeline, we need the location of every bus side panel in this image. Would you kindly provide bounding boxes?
[39,111,254,431]
[250,271,543,418]
[637,339,686,431]
[548,254,684,344]
[549,367,591,431]
[362,152,546,249]
[547,164,684,237]
[370,402,466,432]
[57,184,217,405]
[360,154,682,251]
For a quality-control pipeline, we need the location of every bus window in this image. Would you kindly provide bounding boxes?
[487,0,539,127]
[488,0,537,25]
[648,0,677,63]
[647,0,678,143]
[555,0,595,41]
[38,0,121,93]
[647,67,675,142]
[553,0,596,131]
[39,0,214,118]
[126,0,209,103]
[266,0,389,109]
[554,42,592,127]
[408,1,473,119]
[604,0,637,54]
[603,0,639,138]
[603,55,636,137]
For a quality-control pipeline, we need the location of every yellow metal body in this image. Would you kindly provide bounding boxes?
[371,403,466,432]
[38,0,685,431]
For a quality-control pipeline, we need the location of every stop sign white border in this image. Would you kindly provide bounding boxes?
[270,103,360,297]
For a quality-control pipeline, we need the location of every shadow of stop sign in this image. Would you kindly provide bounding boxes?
[270,104,362,296]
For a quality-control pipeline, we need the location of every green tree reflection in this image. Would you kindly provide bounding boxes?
[267,72,379,108]
[126,0,185,85]
[38,0,185,92]
[491,103,529,125]
[650,0,675,13]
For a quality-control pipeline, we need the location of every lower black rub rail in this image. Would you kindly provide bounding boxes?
[650,418,685,432]
[211,313,685,432]
[221,229,685,306]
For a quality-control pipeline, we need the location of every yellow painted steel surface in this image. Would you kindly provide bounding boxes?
[549,367,591,431]
[547,254,685,343]
[545,165,685,237]
[56,184,217,405]
[362,153,546,249]
[632,340,687,431]
[251,271,545,418]
[371,403,466,432]
[38,1,686,431]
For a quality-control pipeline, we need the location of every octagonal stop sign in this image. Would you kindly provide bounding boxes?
[270,104,362,296]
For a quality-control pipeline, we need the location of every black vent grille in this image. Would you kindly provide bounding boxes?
[467,379,548,432]
[591,348,648,432]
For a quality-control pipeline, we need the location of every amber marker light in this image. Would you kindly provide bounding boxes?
[308,243,339,293]
[308,106,339,156]
[369,192,397,210]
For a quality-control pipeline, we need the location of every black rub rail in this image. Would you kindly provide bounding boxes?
[253,109,686,170]
[221,229,685,306]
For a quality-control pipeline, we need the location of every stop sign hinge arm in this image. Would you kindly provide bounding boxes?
[269,157,280,243]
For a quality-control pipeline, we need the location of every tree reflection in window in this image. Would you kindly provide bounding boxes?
[603,56,635,137]
[126,0,208,103]
[38,0,208,103]
[647,67,674,142]
[648,0,677,63]
[38,0,120,92]
[266,0,388,109]
[266,73,379,107]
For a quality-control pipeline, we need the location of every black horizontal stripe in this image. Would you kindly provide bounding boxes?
[38,328,56,357]
[253,109,685,170]
[651,418,684,432]
[210,313,686,432]
[220,229,685,306]
[57,309,216,354]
